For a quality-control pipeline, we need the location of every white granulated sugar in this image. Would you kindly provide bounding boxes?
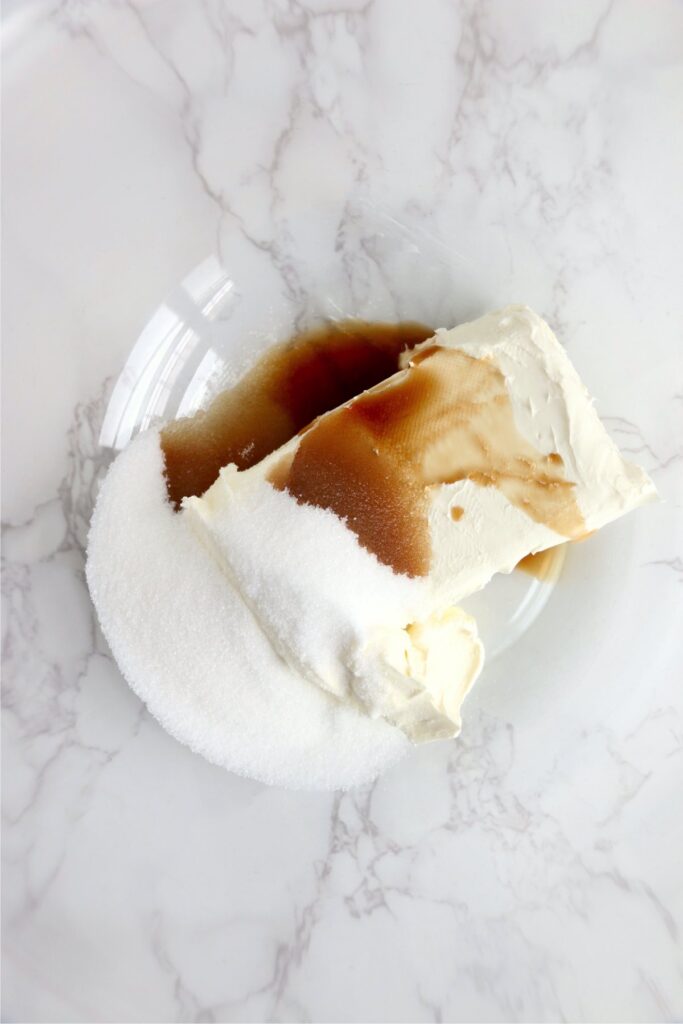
[86,430,409,790]
[189,468,429,701]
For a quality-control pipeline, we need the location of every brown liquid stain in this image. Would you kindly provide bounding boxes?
[272,347,586,577]
[450,505,465,522]
[161,320,434,508]
[517,546,566,580]
[517,528,594,579]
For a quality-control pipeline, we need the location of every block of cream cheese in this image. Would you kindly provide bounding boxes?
[186,305,657,741]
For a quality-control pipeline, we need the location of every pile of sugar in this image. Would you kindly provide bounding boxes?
[189,467,430,703]
[86,429,410,790]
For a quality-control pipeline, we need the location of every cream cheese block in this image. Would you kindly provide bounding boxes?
[186,305,657,742]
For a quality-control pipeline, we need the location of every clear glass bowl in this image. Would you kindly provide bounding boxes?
[100,200,566,659]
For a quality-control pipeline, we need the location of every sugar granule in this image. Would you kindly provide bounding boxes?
[86,430,409,790]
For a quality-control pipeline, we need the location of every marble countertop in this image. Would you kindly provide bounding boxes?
[3,1,682,1021]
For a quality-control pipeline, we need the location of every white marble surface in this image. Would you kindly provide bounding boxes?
[3,1,683,1020]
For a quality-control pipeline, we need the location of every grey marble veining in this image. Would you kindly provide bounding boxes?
[2,1,683,1020]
